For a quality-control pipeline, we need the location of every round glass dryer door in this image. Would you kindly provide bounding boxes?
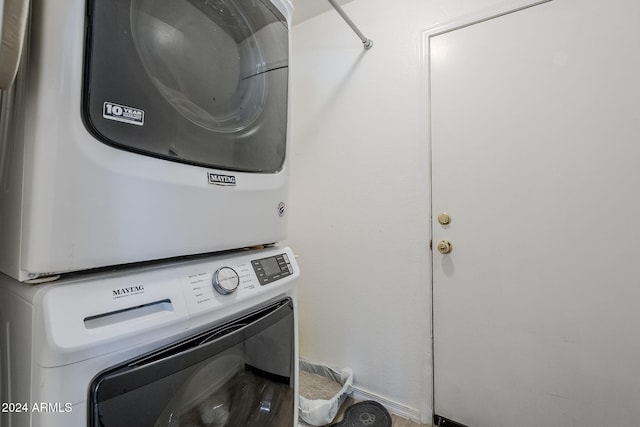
[83,0,289,173]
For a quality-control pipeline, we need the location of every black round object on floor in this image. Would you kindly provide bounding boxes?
[329,400,392,427]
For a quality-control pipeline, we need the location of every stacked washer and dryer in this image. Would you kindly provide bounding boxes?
[0,0,298,426]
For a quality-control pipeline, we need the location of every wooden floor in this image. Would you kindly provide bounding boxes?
[390,414,430,427]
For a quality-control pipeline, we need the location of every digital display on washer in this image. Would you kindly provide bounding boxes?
[251,253,292,285]
[261,257,281,276]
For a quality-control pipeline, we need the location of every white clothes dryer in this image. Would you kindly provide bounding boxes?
[0,246,299,427]
[0,0,293,282]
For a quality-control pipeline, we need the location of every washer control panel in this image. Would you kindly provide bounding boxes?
[184,247,298,315]
[251,253,293,286]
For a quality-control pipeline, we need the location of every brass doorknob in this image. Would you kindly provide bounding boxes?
[437,213,451,225]
[437,240,453,254]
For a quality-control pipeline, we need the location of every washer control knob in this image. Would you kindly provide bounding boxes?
[212,267,240,295]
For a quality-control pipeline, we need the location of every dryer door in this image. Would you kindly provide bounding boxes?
[83,0,289,172]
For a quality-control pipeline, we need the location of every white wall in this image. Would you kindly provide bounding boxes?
[285,0,511,422]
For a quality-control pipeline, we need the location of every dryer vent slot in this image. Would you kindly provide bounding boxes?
[84,299,173,329]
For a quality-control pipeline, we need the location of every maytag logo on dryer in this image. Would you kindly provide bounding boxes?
[112,285,145,299]
[208,172,237,186]
[103,101,145,126]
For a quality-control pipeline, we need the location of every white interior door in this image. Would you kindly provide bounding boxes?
[431,1,640,426]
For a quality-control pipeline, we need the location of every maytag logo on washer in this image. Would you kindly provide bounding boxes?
[208,172,236,186]
[112,285,145,299]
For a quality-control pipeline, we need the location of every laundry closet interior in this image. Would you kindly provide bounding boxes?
[2,0,640,426]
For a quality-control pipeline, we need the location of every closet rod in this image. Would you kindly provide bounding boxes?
[327,0,373,50]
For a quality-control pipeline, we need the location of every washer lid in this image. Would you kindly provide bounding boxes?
[0,0,29,89]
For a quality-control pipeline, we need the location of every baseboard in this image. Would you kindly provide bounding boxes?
[349,385,425,424]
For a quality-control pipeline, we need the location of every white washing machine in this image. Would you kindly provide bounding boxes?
[0,0,293,282]
[0,246,299,427]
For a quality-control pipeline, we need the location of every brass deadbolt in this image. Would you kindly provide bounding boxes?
[438,213,451,225]
[437,240,453,254]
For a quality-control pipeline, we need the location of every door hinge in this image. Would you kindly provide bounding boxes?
[429,239,433,250]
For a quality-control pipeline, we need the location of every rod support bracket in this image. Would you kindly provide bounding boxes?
[327,0,373,50]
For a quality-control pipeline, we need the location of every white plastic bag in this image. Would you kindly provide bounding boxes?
[298,360,353,426]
